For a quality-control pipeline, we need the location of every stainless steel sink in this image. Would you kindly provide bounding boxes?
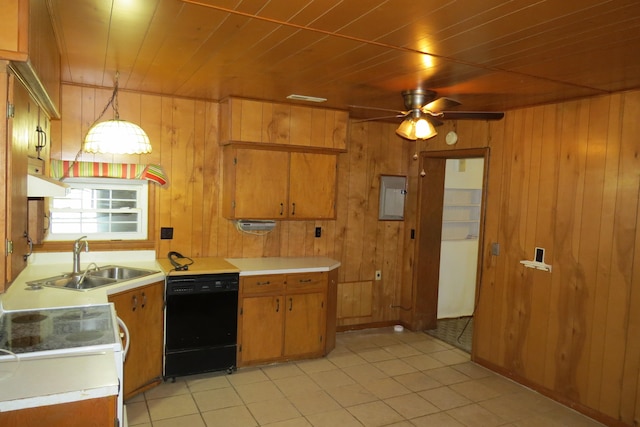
[88,265,157,281]
[27,265,159,291]
[27,274,116,291]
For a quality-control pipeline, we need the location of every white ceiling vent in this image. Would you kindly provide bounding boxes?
[286,94,327,103]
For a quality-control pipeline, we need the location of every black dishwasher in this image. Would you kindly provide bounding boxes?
[164,273,239,378]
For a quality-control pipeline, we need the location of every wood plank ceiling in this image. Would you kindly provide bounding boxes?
[47,0,640,117]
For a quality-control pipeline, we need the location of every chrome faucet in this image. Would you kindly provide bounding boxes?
[77,262,99,287]
[72,236,89,275]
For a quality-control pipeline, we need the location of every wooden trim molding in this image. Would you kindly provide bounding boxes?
[474,356,626,427]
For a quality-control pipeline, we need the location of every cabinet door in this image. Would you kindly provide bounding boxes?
[130,282,164,397]
[5,77,30,286]
[109,281,164,399]
[289,152,336,219]
[283,292,325,357]
[233,149,289,219]
[240,295,284,363]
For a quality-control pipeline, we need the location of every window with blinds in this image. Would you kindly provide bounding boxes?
[46,178,148,241]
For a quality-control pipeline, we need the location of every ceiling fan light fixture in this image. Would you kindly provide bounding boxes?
[396,117,437,141]
[415,118,436,139]
[395,119,415,139]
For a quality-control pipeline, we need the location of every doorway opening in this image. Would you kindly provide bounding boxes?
[411,149,488,355]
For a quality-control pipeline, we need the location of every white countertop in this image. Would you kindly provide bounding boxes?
[225,256,340,276]
[1,250,164,311]
[0,350,119,412]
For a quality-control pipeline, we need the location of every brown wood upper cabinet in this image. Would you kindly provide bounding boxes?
[219,97,348,152]
[223,146,337,220]
[2,75,31,291]
[1,0,61,118]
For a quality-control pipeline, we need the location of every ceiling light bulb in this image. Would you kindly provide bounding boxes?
[415,118,436,139]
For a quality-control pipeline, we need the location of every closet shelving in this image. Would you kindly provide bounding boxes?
[441,188,481,241]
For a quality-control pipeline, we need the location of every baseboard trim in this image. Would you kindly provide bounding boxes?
[473,356,627,427]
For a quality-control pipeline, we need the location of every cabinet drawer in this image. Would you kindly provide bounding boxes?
[241,274,286,294]
[286,272,326,291]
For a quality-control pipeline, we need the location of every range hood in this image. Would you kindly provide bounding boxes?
[28,174,68,197]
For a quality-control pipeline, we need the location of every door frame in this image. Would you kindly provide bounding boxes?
[409,148,490,333]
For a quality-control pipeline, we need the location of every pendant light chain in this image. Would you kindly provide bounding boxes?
[90,72,119,128]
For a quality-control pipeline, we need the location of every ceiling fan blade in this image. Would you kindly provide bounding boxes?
[439,111,505,121]
[348,104,405,114]
[423,97,461,113]
[427,116,444,127]
[352,114,405,123]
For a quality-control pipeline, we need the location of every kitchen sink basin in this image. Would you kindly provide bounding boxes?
[27,265,159,291]
[88,265,157,281]
[27,274,116,291]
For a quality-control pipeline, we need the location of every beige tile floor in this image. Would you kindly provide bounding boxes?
[126,328,604,427]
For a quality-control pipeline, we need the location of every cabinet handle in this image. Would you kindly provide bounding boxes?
[35,125,47,159]
[257,281,270,286]
[132,295,138,311]
[298,278,312,283]
[275,298,280,312]
[23,232,33,261]
[141,292,147,308]
[291,202,296,216]
[280,203,284,216]
[289,297,293,311]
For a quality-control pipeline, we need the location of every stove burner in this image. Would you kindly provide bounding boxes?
[11,335,41,349]
[12,314,48,324]
[66,330,104,343]
[57,310,104,321]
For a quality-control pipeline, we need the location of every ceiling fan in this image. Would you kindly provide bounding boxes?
[351,89,504,141]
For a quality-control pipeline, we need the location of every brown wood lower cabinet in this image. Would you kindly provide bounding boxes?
[0,395,116,427]
[241,295,285,362]
[238,271,334,366]
[108,281,164,399]
[283,292,325,357]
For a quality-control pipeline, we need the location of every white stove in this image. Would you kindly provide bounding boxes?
[0,303,127,425]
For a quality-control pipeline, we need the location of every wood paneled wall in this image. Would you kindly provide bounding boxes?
[51,83,640,424]
[398,90,640,426]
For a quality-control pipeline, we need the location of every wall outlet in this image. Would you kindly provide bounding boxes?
[315,227,322,238]
[160,227,174,240]
[375,270,382,281]
[491,242,500,256]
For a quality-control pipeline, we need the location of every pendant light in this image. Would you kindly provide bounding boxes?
[84,72,152,154]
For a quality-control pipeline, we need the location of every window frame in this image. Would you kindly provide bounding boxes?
[45,178,149,242]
